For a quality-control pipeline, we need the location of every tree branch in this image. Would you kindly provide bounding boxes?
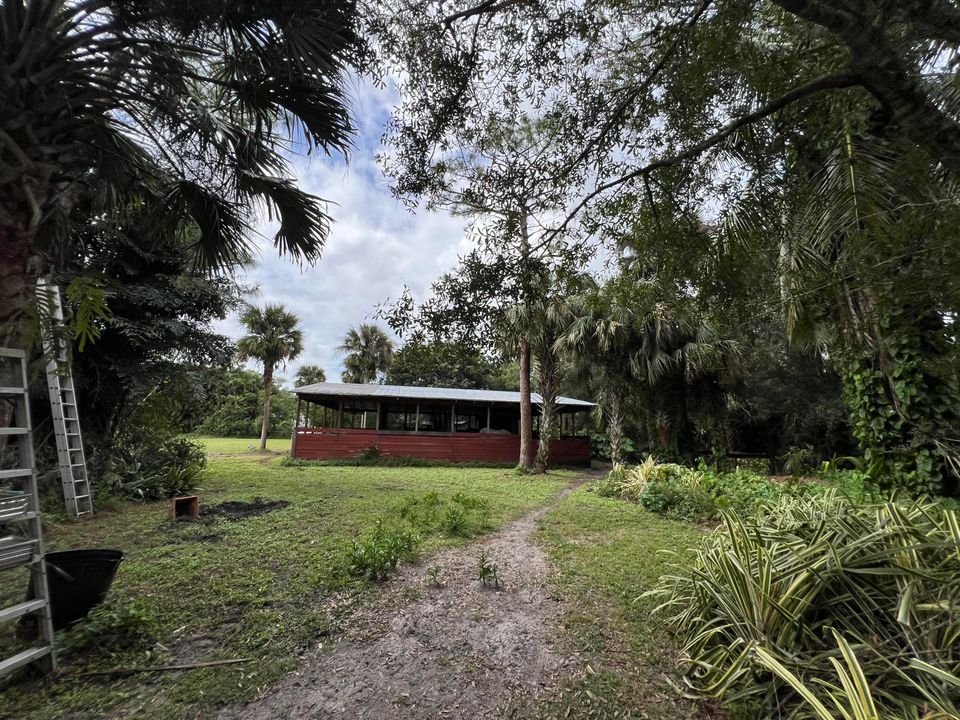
[442,0,528,27]
[547,72,862,240]
[568,0,713,171]
[772,0,960,174]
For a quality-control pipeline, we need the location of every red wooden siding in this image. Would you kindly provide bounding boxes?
[292,428,591,465]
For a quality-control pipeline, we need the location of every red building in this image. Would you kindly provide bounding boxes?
[291,383,593,465]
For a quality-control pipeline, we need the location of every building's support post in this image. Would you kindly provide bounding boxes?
[486,405,491,431]
[375,401,381,431]
[415,403,420,432]
[451,403,456,433]
[295,396,302,429]
[337,399,344,429]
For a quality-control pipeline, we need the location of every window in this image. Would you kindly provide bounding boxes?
[416,404,451,432]
[489,406,518,434]
[381,402,417,431]
[455,407,486,433]
[341,401,377,429]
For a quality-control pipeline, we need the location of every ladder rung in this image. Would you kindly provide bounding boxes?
[74,494,90,500]
[0,510,38,523]
[0,468,32,480]
[0,599,46,624]
[0,386,26,395]
[0,646,51,677]
[0,428,28,436]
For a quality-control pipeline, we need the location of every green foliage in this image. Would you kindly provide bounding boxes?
[345,521,420,581]
[294,364,326,386]
[590,432,638,463]
[597,460,786,522]
[394,491,492,538]
[779,444,818,477]
[63,277,111,352]
[476,550,501,589]
[196,370,296,438]
[650,494,960,719]
[338,324,394,383]
[837,314,960,496]
[103,436,207,500]
[387,339,501,389]
[58,600,161,660]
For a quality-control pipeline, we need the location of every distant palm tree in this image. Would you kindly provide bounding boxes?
[295,365,327,387]
[0,1,359,343]
[338,325,394,383]
[236,305,304,450]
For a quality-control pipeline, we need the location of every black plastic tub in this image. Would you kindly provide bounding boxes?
[29,549,124,630]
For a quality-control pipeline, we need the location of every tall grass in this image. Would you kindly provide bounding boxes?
[649,492,960,719]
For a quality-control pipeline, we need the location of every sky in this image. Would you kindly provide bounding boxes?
[215,77,474,385]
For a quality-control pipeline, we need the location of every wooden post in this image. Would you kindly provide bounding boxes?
[375,401,381,431]
[486,405,491,431]
[337,399,343,429]
[295,396,302,429]
[451,403,456,433]
[414,403,420,432]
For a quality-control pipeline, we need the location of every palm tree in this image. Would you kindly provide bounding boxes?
[295,365,327,387]
[236,304,304,451]
[506,272,588,473]
[0,1,359,344]
[556,288,639,465]
[338,324,394,383]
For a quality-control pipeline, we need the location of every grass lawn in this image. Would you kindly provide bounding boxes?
[1,450,570,720]
[523,487,711,719]
[192,436,292,454]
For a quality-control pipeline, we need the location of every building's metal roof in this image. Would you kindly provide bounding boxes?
[293,382,595,408]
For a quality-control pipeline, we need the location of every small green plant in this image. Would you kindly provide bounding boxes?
[441,505,469,536]
[346,521,419,581]
[357,444,381,462]
[476,550,501,589]
[425,565,444,588]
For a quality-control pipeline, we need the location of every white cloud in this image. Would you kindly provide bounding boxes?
[215,78,473,384]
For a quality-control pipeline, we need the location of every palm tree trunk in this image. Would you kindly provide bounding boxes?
[0,224,37,348]
[259,365,274,451]
[606,390,625,465]
[534,345,559,473]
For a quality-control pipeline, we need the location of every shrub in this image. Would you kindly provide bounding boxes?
[104,435,206,500]
[345,521,419,581]
[649,493,960,719]
[596,458,787,522]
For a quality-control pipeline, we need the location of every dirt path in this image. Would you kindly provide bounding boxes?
[220,473,596,720]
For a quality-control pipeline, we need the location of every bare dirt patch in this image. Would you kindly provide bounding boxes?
[220,473,598,720]
[201,498,290,521]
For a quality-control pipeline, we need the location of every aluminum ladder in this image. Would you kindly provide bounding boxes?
[37,282,93,518]
[0,348,57,677]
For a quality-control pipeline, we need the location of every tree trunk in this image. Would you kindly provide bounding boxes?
[606,390,625,465]
[516,207,534,471]
[0,224,38,348]
[259,365,274,451]
[534,344,559,473]
[518,336,534,470]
